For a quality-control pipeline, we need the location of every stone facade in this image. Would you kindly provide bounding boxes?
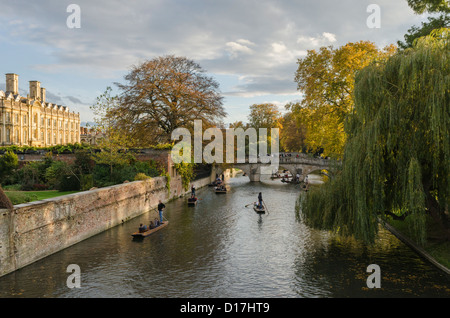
[79,127,104,145]
[0,73,81,147]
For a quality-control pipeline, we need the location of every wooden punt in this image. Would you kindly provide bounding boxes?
[131,221,169,239]
[188,198,198,206]
[253,204,265,214]
[214,186,227,193]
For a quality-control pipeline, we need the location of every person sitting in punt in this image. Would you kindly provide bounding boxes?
[139,224,147,233]
[154,218,160,227]
[149,221,155,229]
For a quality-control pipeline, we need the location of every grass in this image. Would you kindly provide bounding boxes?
[4,190,81,205]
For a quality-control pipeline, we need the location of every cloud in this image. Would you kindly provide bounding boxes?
[297,32,337,47]
[225,39,255,58]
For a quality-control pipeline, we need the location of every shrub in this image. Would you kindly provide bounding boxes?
[2,184,21,191]
[5,191,38,205]
[134,173,151,181]
[32,184,48,191]
[45,161,70,189]
[59,175,81,191]
[80,174,94,191]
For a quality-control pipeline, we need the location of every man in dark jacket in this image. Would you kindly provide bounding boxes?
[158,200,165,223]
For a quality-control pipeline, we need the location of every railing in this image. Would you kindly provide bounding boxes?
[239,153,332,166]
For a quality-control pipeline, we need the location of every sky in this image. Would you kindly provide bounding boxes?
[0,0,430,125]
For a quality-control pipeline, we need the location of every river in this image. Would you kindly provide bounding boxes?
[0,174,449,297]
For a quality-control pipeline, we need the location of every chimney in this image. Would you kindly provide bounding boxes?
[29,81,41,100]
[41,87,46,103]
[5,73,19,95]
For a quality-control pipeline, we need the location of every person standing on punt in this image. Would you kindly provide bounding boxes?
[158,200,165,223]
[257,192,263,209]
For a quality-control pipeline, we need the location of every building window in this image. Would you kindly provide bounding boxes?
[6,113,11,123]
[15,114,19,124]
[6,128,10,143]
[53,132,56,144]
[47,130,51,144]
[23,115,27,125]
[41,130,44,142]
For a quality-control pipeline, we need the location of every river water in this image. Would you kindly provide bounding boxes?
[0,174,449,298]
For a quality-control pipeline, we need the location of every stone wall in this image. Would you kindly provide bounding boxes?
[0,170,217,278]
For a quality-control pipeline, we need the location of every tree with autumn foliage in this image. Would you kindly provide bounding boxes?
[279,110,306,152]
[111,55,226,146]
[248,103,282,130]
[292,41,396,158]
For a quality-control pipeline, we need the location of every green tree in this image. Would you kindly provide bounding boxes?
[91,87,134,180]
[406,0,449,14]
[300,29,450,244]
[398,15,449,49]
[45,160,71,189]
[0,150,18,183]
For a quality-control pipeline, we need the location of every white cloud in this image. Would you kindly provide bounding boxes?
[225,40,255,59]
[297,32,337,48]
[322,32,337,43]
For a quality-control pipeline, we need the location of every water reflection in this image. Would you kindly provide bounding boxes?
[0,174,449,297]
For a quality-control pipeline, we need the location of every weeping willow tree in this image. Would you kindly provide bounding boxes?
[300,28,450,244]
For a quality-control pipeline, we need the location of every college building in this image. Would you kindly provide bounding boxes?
[0,73,81,147]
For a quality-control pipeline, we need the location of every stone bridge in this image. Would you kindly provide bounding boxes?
[215,153,338,182]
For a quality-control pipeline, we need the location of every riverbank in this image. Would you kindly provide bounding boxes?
[0,171,217,278]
